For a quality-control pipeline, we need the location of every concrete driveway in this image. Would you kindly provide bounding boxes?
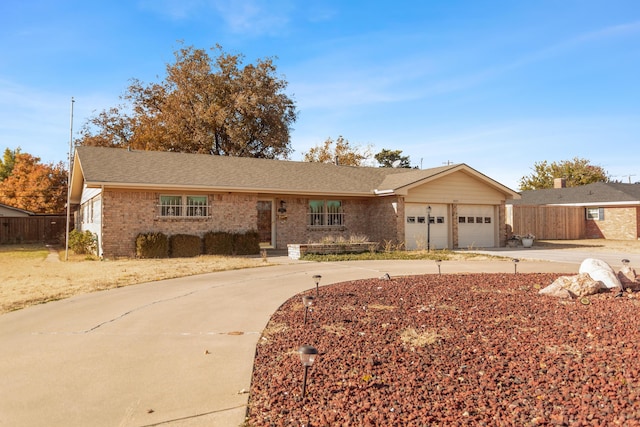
[0,250,624,427]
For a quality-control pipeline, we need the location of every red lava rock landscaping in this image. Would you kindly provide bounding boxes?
[246,273,640,426]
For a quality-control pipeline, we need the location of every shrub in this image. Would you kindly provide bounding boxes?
[170,234,202,258]
[204,230,260,255]
[204,231,235,255]
[136,232,169,258]
[234,230,260,255]
[68,229,97,255]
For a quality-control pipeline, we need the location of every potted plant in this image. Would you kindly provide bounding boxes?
[521,233,535,248]
[507,235,520,247]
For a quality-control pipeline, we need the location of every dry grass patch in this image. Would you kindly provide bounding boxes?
[367,303,396,311]
[322,324,347,336]
[0,244,269,314]
[400,327,446,348]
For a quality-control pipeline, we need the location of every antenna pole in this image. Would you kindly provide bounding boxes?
[64,97,74,261]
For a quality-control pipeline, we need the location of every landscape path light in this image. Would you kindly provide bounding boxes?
[622,258,630,267]
[312,275,322,297]
[435,259,442,275]
[302,295,315,324]
[512,258,520,274]
[298,345,318,399]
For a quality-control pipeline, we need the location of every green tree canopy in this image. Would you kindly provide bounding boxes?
[302,136,372,166]
[519,157,609,190]
[0,147,20,181]
[374,148,411,168]
[0,152,67,213]
[78,44,297,159]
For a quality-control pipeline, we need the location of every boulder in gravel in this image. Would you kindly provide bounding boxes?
[578,258,621,289]
[539,273,605,298]
[618,266,640,291]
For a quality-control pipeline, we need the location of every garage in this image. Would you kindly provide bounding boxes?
[457,205,495,248]
[404,203,448,250]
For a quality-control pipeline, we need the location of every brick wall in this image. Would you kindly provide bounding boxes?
[273,196,401,249]
[586,207,638,240]
[101,190,258,258]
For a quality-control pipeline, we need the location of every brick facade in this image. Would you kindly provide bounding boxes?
[101,190,258,258]
[586,207,638,240]
[95,190,509,258]
[274,196,401,249]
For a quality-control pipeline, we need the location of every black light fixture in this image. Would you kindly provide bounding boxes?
[298,345,318,399]
[278,200,287,214]
[312,275,321,297]
[427,205,432,251]
[436,259,442,275]
[302,295,314,324]
[512,258,520,274]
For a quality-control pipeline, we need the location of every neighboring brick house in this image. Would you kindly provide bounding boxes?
[69,146,519,258]
[507,180,640,240]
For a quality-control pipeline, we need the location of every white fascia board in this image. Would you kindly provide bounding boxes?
[549,201,640,207]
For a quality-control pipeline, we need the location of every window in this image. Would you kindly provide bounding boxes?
[586,208,604,221]
[437,216,445,224]
[484,217,491,224]
[309,200,343,226]
[407,216,416,223]
[186,196,208,217]
[458,216,466,223]
[159,195,210,217]
[417,216,426,223]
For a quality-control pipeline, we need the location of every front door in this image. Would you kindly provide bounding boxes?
[257,200,274,247]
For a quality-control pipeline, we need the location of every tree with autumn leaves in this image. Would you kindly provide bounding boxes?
[78,44,297,158]
[519,157,609,190]
[0,148,67,213]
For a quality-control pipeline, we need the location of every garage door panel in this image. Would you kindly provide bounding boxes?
[458,205,494,248]
[405,204,448,250]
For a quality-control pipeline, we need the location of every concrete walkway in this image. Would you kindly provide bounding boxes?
[0,252,610,427]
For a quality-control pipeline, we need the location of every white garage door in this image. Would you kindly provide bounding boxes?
[457,205,495,248]
[405,204,448,250]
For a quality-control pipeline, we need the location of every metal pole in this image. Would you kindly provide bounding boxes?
[301,365,309,399]
[427,211,431,251]
[64,97,74,261]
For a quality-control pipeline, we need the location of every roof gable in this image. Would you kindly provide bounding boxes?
[0,203,33,217]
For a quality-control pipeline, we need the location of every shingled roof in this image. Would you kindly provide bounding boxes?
[509,182,640,206]
[70,146,517,203]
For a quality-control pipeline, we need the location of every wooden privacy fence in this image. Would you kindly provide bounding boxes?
[506,205,585,240]
[0,216,71,244]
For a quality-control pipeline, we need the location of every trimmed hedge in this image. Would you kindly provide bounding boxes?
[136,230,260,258]
[136,232,169,258]
[235,230,260,255]
[204,230,260,255]
[169,234,202,258]
[204,231,235,255]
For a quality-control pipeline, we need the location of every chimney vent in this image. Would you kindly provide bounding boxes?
[554,178,566,189]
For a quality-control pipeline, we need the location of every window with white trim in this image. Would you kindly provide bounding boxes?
[308,200,344,227]
[159,195,210,217]
[586,207,604,221]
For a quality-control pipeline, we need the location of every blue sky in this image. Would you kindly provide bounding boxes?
[1,0,639,190]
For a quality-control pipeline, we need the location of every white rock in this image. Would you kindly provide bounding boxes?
[578,258,622,289]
